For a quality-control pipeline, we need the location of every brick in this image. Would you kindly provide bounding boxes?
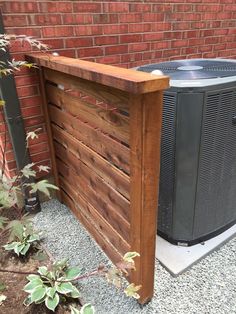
[65,37,93,48]
[129,23,152,33]
[93,14,118,24]
[120,34,142,43]
[143,13,164,22]
[152,22,172,32]
[3,2,38,13]
[151,41,170,50]
[15,75,39,87]
[16,85,39,98]
[119,13,142,23]
[20,96,42,108]
[121,53,142,63]
[152,4,173,12]
[34,14,62,26]
[189,38,205,46]
[24,116,45,128]
[96,55,121,65]
[174,4,193,12]
[3,15,28,27]
[130,4,151,12]
[95,36,119,46]
[57,2,73,13]
[103,3,129,13]
[42,39,64,50]
[143,33,164,41]
[103,24,128,35]
[171,40,188,48]
[42,26,74,38]
[164,31,182,40]
[22,106,42,118]
[78,47,104,58]
[31,151,51,164]
[74,25,103,36]
[39,2,57,13]
[29,142,49,155]
[129,43,150,53]
[73,2,102,13]
[205,37,220,45]
[63,14,92,25]
[105,45,128,55]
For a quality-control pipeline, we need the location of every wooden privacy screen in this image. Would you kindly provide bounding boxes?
[27,53,169,304]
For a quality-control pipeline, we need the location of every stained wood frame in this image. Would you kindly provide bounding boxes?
[27,53,169,304]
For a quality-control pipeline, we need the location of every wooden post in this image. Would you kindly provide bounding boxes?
[129,91,163,304]
[38,67,61,201]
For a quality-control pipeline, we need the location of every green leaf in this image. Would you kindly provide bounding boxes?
[70,306,81,314]
[3,241,19,251]
[20,243,31,255]
[46,287,56,299]
[23,278,43,293]
[30,180,59,198]
[38,266,48,276]
[45,293,60,312]
[80,304,95,314]
[23,295,33,306]
[69,286,80,299]
[26,274,39,282]
[27,234,40,243]
[123,252,140,264]
[56,282,74,295]
[65,266,81,280]
[7,220,24,241]
[21,163,36,178]
[14,243,25,256]
[31,286,47,302]
[124,283,141,299]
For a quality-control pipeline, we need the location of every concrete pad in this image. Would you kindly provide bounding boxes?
[155,223,236,276]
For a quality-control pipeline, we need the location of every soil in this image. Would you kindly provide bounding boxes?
[0,209,81,314]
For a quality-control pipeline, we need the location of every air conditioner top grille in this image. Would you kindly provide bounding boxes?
[137,59,236,80]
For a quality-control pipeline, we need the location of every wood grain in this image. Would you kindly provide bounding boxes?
[49,105,130,174]
[46,83,129,144]
[27,53,169,94]
[56,154,130,241]
[44,68,129,110]
[60,175,130,255]
[51,124,130,200]
[129,92,163,304]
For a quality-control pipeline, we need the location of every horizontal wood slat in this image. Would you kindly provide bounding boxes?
[44,68,129,110]
[49,105,130,174]
[46,84,129,144]
[51,124,130,200]
[55,143,130,226]
[60,175,130,256]
[27,53,169,94]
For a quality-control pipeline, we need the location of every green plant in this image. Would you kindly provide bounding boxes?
[23,260,81,311]
[23,252,141,312]
[70,304,95,314]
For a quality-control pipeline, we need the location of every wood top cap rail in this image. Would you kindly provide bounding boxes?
[26,53,169,94]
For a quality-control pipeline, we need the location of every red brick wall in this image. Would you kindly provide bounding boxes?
[0,0,236,177]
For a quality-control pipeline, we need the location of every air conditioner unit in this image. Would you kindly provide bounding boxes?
[136,59,236,246]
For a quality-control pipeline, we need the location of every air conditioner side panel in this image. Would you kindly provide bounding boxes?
[173,92,204,242]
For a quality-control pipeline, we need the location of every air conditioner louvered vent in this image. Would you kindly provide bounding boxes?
[194,89,236,237]
[158,92,177,233]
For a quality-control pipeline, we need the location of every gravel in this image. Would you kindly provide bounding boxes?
[34,199,236,314]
